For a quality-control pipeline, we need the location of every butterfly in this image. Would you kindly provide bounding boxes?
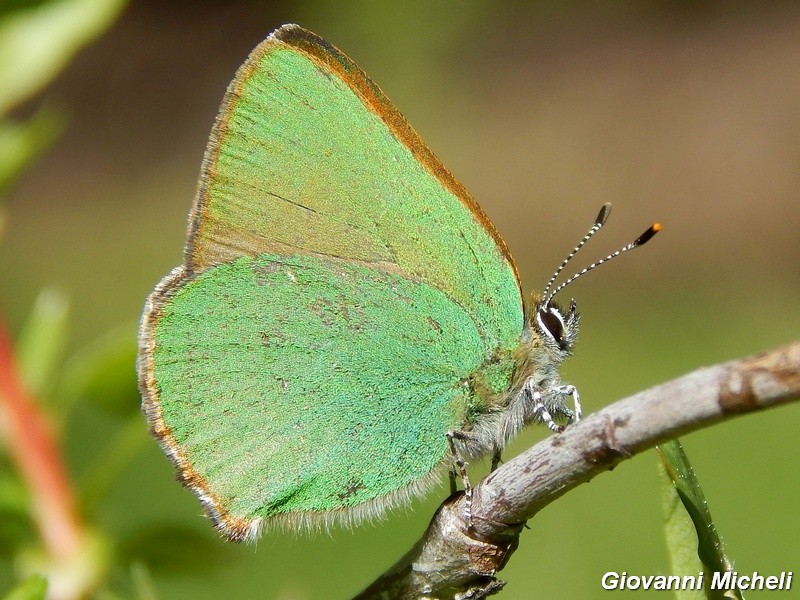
[137,24,659,542]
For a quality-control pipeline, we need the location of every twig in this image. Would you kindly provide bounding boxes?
[0,313,87,598]
[0,314,82,558]
[355,341,800,599]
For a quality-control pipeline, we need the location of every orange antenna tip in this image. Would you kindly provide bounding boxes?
[633,223,662,247]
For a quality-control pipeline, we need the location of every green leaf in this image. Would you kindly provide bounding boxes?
[119,524,232,576]
[16,529,112,599]
[0,107,63,195]
[58,324,138,416]
[0,467,36,556]
[658,439,744,600]
[0,0,127,115]
[79,413,149,515]
[130,561,159,600]
[15,288,69,400]
[659,448,706,600]
[2,574,47,600]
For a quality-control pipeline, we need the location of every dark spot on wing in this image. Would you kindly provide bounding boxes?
[336,479,366,502]
[427,316,442,334]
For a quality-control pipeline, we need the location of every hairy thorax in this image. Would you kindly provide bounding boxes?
[460,294,577,459]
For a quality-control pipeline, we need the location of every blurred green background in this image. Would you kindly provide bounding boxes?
[1,1,799,598]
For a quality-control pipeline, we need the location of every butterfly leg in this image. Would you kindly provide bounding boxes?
[448,469,458,495]
[555,384,581,423]
[446,431,472,490]
[446,431,473,527]
[532,395,564,433]
[490,447,503,472]
[523,378,564,433]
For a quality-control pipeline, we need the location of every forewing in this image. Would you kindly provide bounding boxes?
[188,24,523,352]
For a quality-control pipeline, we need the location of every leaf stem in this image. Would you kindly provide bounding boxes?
[0,312,83,561]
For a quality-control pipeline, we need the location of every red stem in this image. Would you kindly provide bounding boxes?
[0,313,82,560]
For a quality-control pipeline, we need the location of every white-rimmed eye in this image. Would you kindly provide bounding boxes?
[536,306,566,347]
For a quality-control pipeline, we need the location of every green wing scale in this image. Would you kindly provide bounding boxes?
[138,24,524,541]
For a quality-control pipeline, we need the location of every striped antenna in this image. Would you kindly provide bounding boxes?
[543,220,662,308]
[541,203,612,301]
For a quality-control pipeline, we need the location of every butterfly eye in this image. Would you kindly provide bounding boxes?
[537,307,566,347]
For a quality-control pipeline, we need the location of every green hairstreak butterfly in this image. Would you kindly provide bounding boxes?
[137,24,660,542]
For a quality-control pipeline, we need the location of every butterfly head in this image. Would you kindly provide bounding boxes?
[527,203,661,359]
[533,297,580,357]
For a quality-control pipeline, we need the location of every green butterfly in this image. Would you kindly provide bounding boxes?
[138,24,659,542]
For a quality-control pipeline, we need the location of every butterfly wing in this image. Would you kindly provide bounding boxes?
[139,25,523,541]
[188,24,522,349]
[144,253,490,539]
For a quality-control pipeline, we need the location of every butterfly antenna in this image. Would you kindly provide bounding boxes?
[543,220,662,307]
[541,202,612,301]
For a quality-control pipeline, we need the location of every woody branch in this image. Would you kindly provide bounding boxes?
[356,340,800,599]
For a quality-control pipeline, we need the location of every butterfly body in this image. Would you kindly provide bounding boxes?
[139,24,591,542]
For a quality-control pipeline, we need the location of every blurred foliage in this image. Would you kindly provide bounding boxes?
[0,108,63,196]
[58,325,139,418]
[0,0,125,196]
[0,0,125,114]
[14,289,69,399]
[2,279,233,597]
[659,440,743,600]
[0,4,320,597]
[3,574,47,600]
[0,1,798,599]
[0,467,35,559]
